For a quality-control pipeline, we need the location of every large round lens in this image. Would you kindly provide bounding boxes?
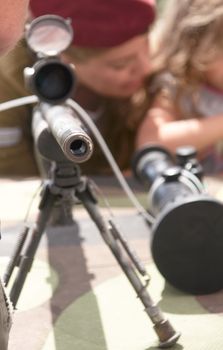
[34,62,74,102]
[26,15,73,55]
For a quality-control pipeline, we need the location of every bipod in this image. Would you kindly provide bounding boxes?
[4,159,180,348]
[4,105,180,348]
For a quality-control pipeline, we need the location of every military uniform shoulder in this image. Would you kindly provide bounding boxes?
[0,39,32,95]
[0,39,32,80]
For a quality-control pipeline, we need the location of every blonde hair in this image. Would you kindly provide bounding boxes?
[151,0,223,86]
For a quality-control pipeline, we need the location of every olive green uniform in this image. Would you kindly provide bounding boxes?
[0,41,38,176]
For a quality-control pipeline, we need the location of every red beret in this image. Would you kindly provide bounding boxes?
[29,0,156,47]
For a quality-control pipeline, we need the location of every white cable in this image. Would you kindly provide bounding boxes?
[67,98,155,225]
[0,95,38,112]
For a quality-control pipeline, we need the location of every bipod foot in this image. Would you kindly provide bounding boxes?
[154,319,181,348]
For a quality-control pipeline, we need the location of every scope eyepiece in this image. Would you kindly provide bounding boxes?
[24,58,75,104]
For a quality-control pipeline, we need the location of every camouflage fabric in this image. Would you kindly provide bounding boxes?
[1,177,223,350]
[0,280,12,350]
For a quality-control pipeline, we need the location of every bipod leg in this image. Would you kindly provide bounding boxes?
[4,226,29,286]
[76,182,180,348]
[8,184,56,307]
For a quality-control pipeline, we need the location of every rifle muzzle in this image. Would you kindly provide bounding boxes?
[41,104,93,163]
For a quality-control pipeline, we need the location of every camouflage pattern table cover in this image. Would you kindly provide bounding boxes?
[0,176,222,350]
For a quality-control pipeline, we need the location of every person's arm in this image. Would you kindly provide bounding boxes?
[136,93,223,153]
[0,0,29,55]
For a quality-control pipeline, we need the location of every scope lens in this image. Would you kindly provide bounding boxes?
[70,140,87,156]
[35,62,73,102]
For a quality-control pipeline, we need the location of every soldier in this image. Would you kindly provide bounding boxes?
[0,0,156,176]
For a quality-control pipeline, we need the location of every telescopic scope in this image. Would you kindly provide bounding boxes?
[24,14,75,104]
[24,14,93,163]
[132,145,223,295]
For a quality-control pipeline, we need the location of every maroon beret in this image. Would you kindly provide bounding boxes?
[29,0,156,47]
